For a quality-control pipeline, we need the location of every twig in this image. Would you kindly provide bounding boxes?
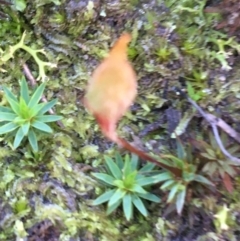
[23,63,65,128]
[205,113,240,144]
[211,124,240,163]
[23,63,37,87]
[175,87,240,164]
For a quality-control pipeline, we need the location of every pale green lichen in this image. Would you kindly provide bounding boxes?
[0,31,56,81]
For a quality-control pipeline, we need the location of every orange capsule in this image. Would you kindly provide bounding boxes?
[84,33,137,142]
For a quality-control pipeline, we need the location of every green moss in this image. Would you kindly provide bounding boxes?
[0,0,240,239]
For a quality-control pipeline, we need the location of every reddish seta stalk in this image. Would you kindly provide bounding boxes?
[84,33,181,177]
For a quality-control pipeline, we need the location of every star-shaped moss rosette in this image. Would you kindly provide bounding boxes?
[0,78,62,151]
[92,153,162,221]
[0,31,56,81]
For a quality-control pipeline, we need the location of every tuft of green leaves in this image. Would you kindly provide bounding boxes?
[192,131,240,192]
[156,141,214,214]
[92,153,162,221]
[155,38,176,62]
[0,77,62,152]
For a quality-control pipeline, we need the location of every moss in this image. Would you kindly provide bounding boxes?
[0,0,240,240]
